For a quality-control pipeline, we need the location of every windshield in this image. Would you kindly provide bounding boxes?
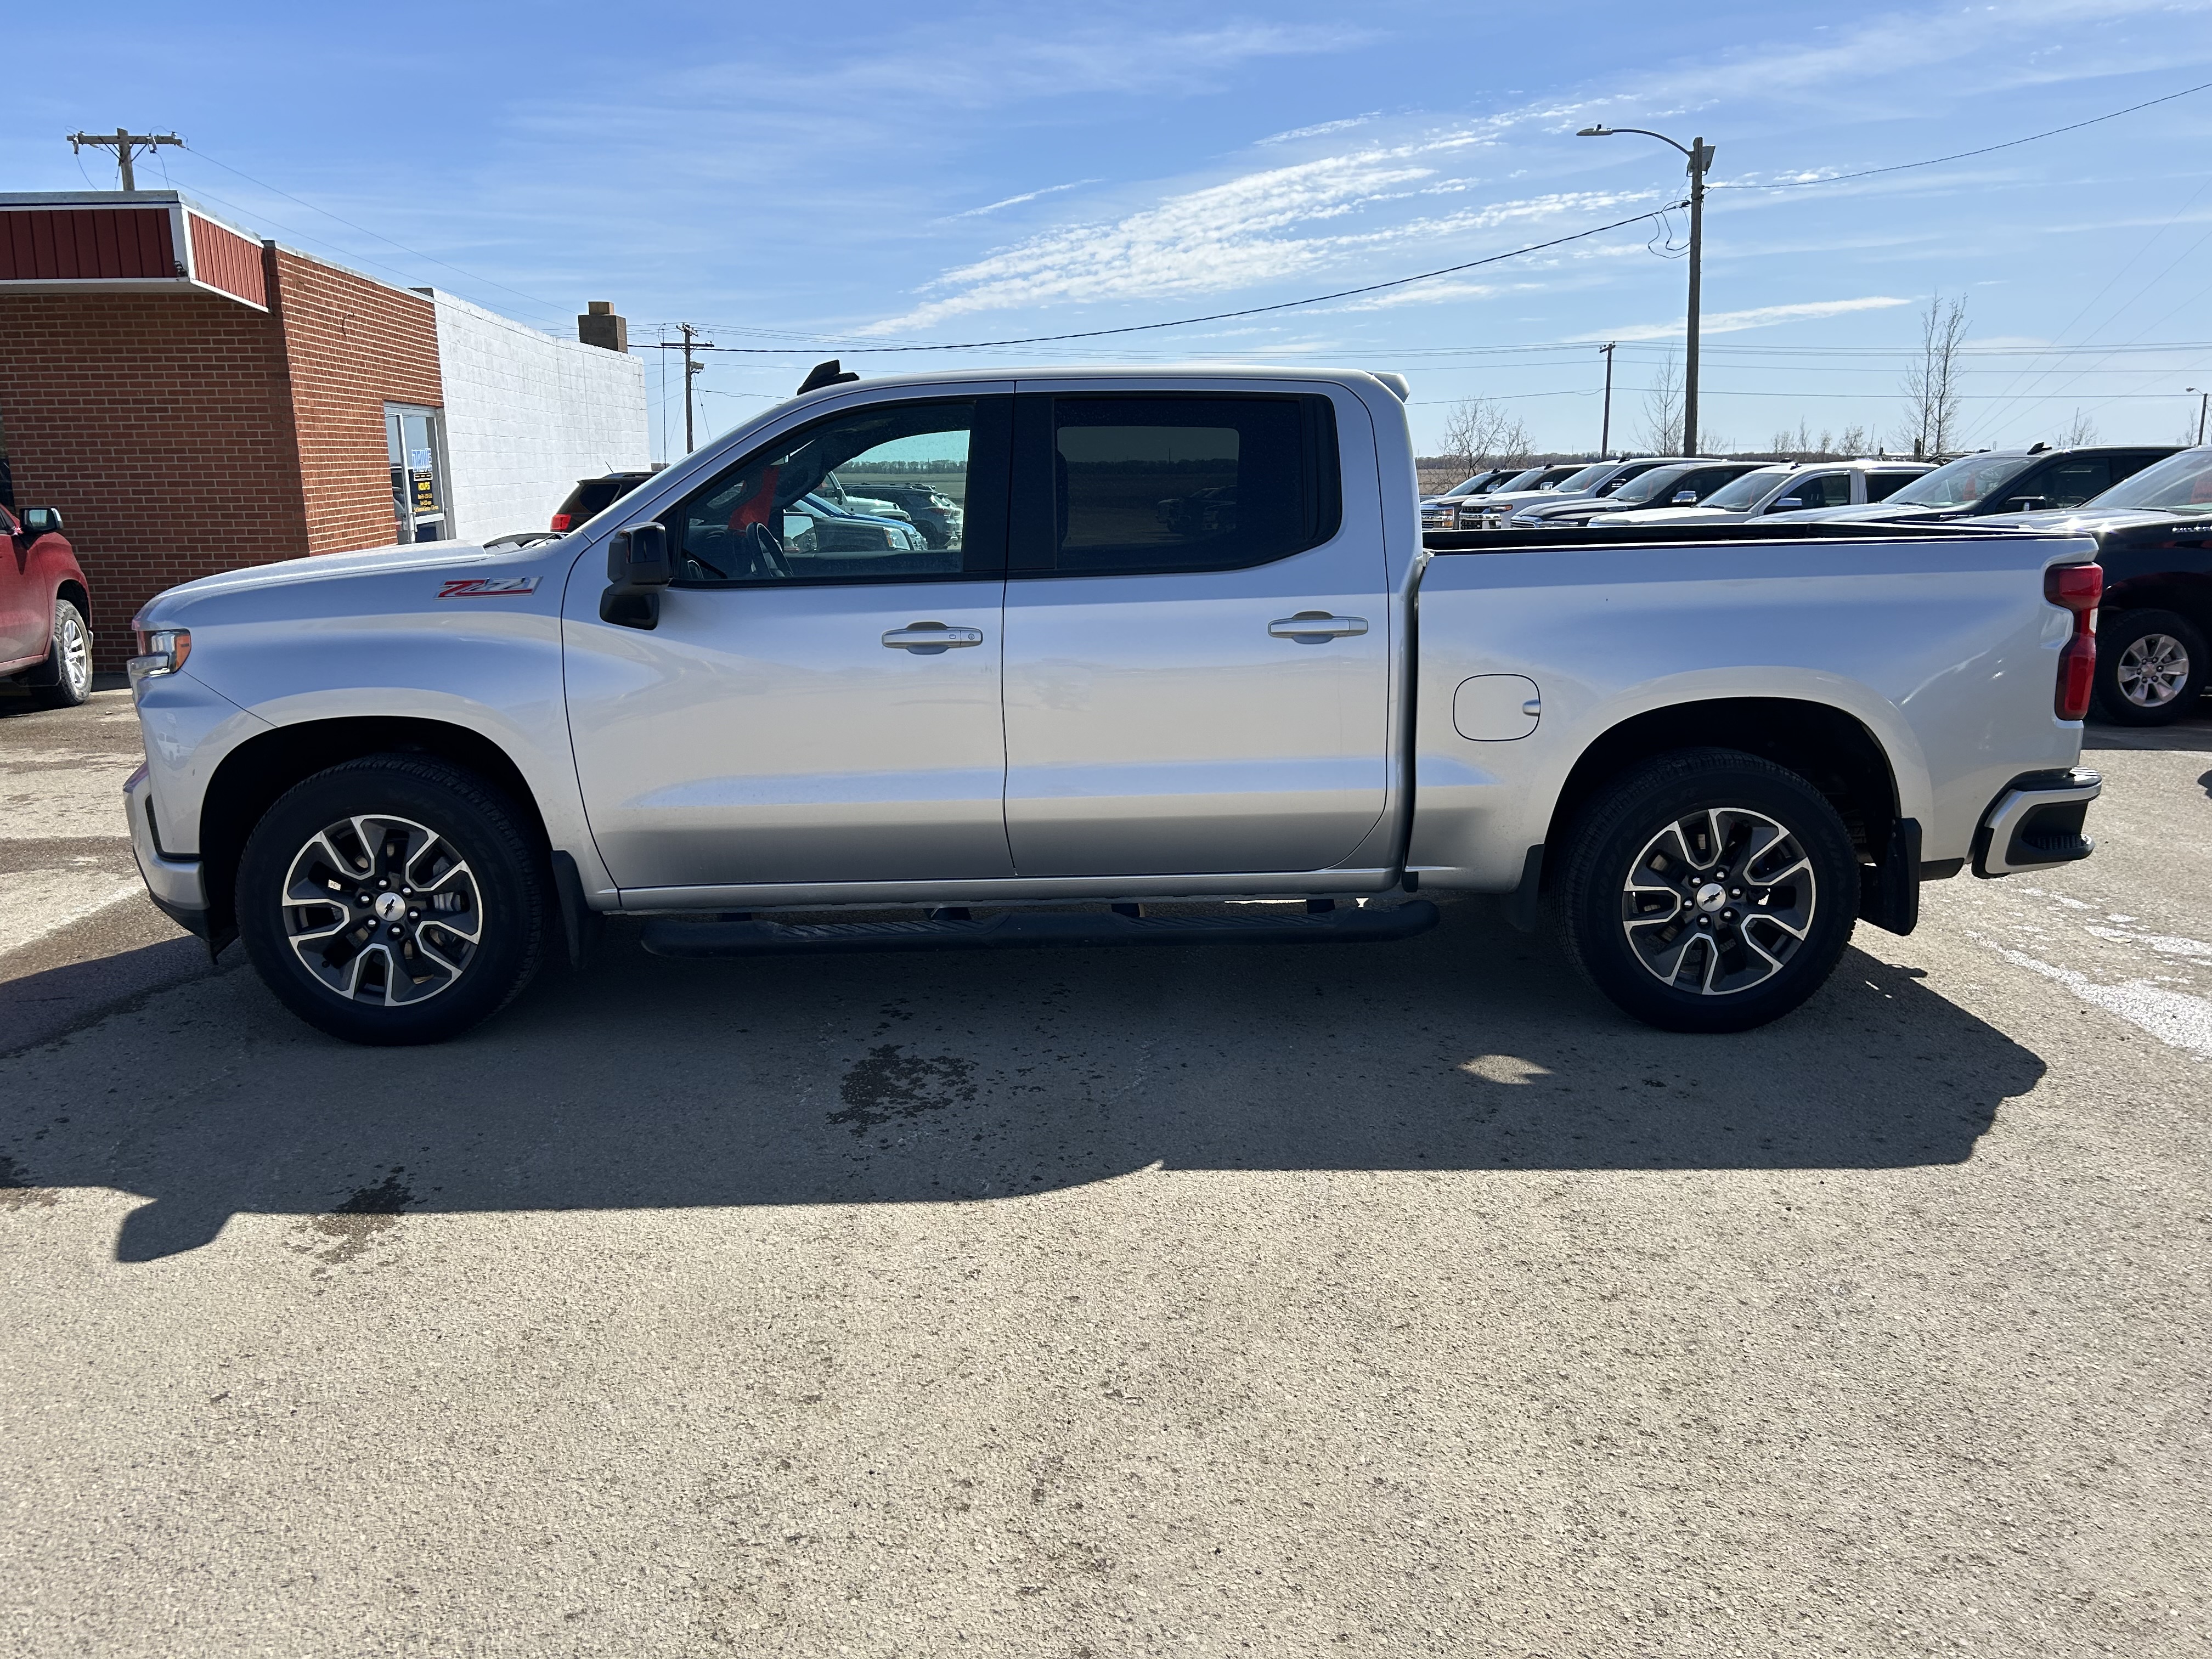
[1608,464,1695,506]
[1532,465,1582,490]
[1553,463,1612,493]
[1704,468,1792,511]
[1494,467,1545,493]
[1595,461,1664,495]
[1888,453,2038,508]
[2081,447,2212,513]
[1442,475,1490,496]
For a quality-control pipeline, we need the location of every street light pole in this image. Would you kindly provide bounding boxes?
[2191,387,2209,447]
[1579,125,1716,454]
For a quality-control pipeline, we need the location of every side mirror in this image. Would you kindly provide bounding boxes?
[1773,496,1804,511]
[1671,489,1700,504]
[18,507,63,537]
[600,523,672,629]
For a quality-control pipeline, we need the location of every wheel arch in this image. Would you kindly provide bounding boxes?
[55,578,90,620]
[199,717,552,947]
[1539,697,1902,878]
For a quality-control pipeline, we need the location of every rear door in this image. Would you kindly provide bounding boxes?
[998,386,1391,877]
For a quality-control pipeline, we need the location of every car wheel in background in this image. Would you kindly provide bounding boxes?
[236,755,548,1046]
[1558,748,1859,1034]
[27,600,93,709]
[2094,608,2207,726]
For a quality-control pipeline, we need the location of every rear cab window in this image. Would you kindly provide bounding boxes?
[1012,393,1341,575]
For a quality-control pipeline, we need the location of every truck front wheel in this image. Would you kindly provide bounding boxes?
[236,755,549,1046]
[1558,749,1859,1034]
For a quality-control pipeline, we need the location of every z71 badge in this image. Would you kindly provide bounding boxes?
[438,575,541,599]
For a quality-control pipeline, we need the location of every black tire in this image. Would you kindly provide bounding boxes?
[2094,608,2207,726]
[1558,748,1859,1034]
[26,600,93,709]
[236,755,548,1045]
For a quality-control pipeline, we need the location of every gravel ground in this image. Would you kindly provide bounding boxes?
[1,688,2206,1657]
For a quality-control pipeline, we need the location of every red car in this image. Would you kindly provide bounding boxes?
[1,505,93,708]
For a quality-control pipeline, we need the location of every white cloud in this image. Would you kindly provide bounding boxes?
[947,180,1102,220]
[1257,114,1382,145]
[1576,296,1914,341]
[868,110,1661,335]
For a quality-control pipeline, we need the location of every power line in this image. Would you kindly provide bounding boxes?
[663,205,1685,356]
[1715,78,2212,191]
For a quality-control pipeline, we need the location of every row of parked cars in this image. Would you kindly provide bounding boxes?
[1423,441,2212,724]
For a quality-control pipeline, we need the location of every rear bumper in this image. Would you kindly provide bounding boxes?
[125,763,210,928]
[1973,768,2101,877]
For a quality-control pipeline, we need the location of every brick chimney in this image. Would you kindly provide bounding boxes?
[578,300,628,353]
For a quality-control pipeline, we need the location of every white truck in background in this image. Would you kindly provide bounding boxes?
[122,366,2104,1045]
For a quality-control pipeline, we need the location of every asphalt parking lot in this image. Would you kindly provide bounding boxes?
[2,686,2207,1657]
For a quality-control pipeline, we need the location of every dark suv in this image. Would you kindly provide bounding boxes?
[551,471,655,533]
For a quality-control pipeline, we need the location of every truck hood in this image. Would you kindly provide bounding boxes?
[1590,505,1742,526]
[132,539,557,627]
[1761,501,1943,524]
[1969,507,2193,536]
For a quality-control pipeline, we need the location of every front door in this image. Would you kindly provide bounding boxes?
[565,394,1014,891]
[1000,389,1391,877]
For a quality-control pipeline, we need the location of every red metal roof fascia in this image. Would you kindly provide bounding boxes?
[0,204,180,281]
[184,211,269,308]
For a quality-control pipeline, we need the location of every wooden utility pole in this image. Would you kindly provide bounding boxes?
[1598,341,1617,456]
[66,129,182,190]
[644,325,716,452]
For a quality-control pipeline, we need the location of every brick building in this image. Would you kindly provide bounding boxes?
[0,190,648,668]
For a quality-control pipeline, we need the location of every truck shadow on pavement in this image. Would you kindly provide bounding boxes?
[0,902,2046,1261]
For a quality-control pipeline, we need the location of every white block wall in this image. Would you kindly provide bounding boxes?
[426,289,650,543]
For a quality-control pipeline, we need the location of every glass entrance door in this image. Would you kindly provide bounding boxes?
[386,405,450,543]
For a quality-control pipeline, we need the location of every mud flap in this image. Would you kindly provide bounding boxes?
[1858,817,1922,937]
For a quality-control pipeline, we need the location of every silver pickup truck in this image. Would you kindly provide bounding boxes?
[122,367,2105,1046]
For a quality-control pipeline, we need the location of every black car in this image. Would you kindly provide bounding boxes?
[550,470,656,532]
[1767,443,2180,526]
[1979,447,2212,725]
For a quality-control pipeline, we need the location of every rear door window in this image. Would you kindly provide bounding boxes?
[1864,470,1922,502]
[1012,394,1341,575]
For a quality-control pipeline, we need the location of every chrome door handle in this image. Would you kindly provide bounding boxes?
[883,624,984,652]
[1268,613,1369,639]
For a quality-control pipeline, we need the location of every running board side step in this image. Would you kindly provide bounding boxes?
[640,901,1441,959]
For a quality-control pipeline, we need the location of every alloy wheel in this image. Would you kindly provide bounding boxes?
[280,814,481,1005]
[2117,632,2190,708]
[58,611,91,697]
[1620,806,1816,996]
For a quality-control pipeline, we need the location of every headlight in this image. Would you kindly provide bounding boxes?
[129,628,190,686]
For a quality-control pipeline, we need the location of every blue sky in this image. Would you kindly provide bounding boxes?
[10,0,2212,460]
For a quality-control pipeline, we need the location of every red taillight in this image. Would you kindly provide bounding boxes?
[550,513,573,532]
[2046,561,2102,720]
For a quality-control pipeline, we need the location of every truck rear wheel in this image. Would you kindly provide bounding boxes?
[236,755,548,1046]
[1558,748,1858,1034]
[2094,608,2206,726]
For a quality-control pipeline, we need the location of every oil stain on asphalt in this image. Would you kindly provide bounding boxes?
[290,1167,419,1281]
[828,1045,977,1136]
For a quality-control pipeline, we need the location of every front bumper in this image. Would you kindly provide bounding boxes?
[1973,768,2101,877]
[124,763,210,932]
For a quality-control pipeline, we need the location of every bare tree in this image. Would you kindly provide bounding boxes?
[1437,396,1533,476]
[2059,409,2100,447]
[1836,422,1870,456]
[1640,354,1684,455]
[1899,294,1968,459]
